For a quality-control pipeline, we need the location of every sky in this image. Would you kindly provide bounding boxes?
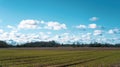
[0,0,120,45]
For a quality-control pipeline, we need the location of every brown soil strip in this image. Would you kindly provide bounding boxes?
[111,62,120,67]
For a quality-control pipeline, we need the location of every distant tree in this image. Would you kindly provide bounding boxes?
[0,41,10,48]
[115,44,120,47]
[0,40,118,48]
[18,41,60,47]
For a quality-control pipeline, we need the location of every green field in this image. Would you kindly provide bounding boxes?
[0,48,120,67]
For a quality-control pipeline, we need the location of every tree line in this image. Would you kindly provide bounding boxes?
[0,40,120,48]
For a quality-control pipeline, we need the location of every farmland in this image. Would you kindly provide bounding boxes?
[0,47,120,67]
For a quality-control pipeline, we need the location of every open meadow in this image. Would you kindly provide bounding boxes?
[0,47,120,67]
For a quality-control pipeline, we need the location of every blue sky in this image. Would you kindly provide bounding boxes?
[0,0,120,44]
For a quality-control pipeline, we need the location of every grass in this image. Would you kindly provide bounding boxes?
[0,48,120,67]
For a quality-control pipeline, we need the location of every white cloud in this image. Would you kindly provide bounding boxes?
[1,19,120,45]
[18,20,67,30]
[47,32,51,34]
[81,33,91,40]
[7,25,19,35]
[44,21,67,30]
[0,30,51,44]
[88,23,97,29]
[7,25,15,29]
[108,28,120,34]
[0,20,68,44]
[0,29,4,33]
[108,30,114,34]
[48,33,92,44]
[0,28,119,45]
[18,20,40,29]
[76,25,86,29]
[40,20,45,24]
[50,33,76,44]
[38,32,50,40]
[89,17,99,21]
[93,30,102,36]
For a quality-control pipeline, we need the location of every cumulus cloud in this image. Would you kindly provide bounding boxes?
[1,19,120,44]
[88,23,97,29]
[18,20,40,29]
[108,30,114,34]
[108,28,120,34]
[0,29,4,33]
[93,30,102,36]
[44,21,67,30]
[0,19,69,44]
[81,33,91,40]
[89,17,99,21]
[49,33,92,44]
[76,24,99,29]
[18,20,67,30]
[7,25,16,29]
[76,24,87,29]
[0,32,10,41]
[50,33,80,44]
[0,30,51,44]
